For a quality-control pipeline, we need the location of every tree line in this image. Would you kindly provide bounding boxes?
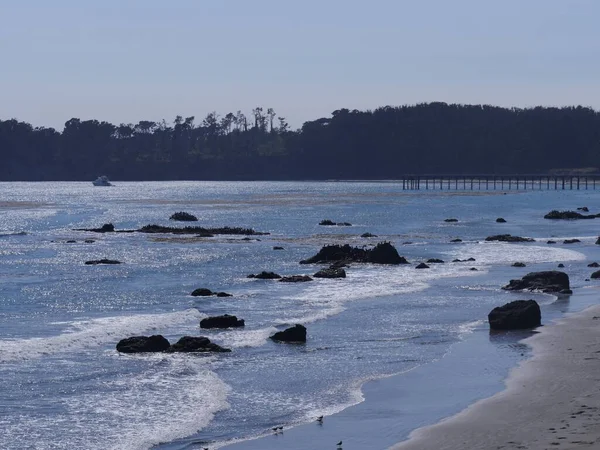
[1,102,599,181]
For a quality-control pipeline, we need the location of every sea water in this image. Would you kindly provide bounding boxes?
[0,181,598,450]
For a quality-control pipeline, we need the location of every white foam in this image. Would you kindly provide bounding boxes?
[0,309,203,362]
[211,326,279,348]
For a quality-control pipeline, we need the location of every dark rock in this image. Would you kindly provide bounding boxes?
[427,258,445,263]
[116,335,170,353]
[166,336,231,353]
[485,234,535,243]
[591,270,600,279]
[247,271,281,279]
[300,242,408,265]
[452,259,461,262]
[361,232,377,238]
[544,210,598,220]
[216,292,232,297]
[488,300,541,330]
[469,267,478,271]
[450,238,463,243]
[85,259,121,265]
[596,237,600,245]
[588,262,600,268]
[138,224,268,236]
[496,217,507,223]
[84,239,95,243]
[319,219,336,226]
[313,268,346,278]
[577,207,589,212]
[273,246,284,250]
[558,263,565,268]
[415,263,430,269]
[66,240,77,243]
[559,289,573,295]
[200,314,245,329]
[444,218,459,222]
[547,240,557,244]
[191,288,214,296]
[279,275,313,282]
[512,262,526,267]
[76,223,115,233]
[402,241,413,245]
[502,271,570,293]
[169,212,198,222]
[563,239,581,244]
[270,324,306,343]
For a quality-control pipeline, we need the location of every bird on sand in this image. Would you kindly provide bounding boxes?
[278,426,284,431]
[316,415,323,423]
[272,427,278,433]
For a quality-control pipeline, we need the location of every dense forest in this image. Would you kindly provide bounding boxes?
[1,103,599,181]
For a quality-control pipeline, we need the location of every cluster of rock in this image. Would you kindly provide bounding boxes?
[319,220,352,226]
[116,335,231,353]
[544,210,599,220]
[169,212,198,221]
[485,234,535,243]
[502,271,570,294]
[300,242,408,265]
[138,224,268,236]
[191,288,232,297]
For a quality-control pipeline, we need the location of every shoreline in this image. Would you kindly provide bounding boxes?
[392,294,600,450]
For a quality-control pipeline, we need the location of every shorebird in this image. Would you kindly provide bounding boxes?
[278,426,284,431]
[336,441,342,447]
[316,415,323,423]
[272,427,278,433]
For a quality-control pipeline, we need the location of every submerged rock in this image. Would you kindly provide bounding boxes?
[216,292,233,297]
[485,234,535,243]
[415,263,430,269]
[488,300,541,330]
[273,246,284,250]
[169,211,198,222]
[300,242,408,265]
[588,262,600,268]
[558,263,565,268]
[450,238,463,243]
[512,262,526,267]
[319,219,336,226]
[502,271,570,293]
[76,223,115,233]
[313,268,346,278]
[361,232,377,238]
[85,259,121,265]
[547,240,557,244]
[116,335,171,353]
[270,324,307,343]
[200,314,245,329]
[563,239,581,244]
[496,217,507,223]
[279,275,313,282]
[166,336,231,353]
[247,271,281,279]
[426,258,444,263]
[591,270,600,279]
[444,218,459,223]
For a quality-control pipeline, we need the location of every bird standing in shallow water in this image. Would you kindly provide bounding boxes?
[336,441,342,447]
[317,415,323,423]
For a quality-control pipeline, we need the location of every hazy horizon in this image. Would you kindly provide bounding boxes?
[2,0,599,130]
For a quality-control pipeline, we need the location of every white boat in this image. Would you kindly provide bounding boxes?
[92,175,113,186]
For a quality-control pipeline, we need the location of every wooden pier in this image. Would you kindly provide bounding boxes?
[399,174,600,190]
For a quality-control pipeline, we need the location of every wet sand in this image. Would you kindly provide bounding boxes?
[392,302,600,450]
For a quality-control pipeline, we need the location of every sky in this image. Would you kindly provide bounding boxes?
[1,0,599,130]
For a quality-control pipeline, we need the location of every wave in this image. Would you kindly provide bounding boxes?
[0,309,203,362]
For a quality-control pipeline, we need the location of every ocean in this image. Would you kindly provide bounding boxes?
[1,181,599,450]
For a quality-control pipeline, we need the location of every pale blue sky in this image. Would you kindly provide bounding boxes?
[1,0,599,130]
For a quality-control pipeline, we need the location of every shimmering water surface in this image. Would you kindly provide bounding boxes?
[1,181,599,450]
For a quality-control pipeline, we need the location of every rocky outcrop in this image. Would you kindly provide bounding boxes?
[588,262,600,268]
[361,232,377,238]
[138,224,269,236]
[116,335,170,353]
[166,336,231,353]
[313,268,346,278]
[279,275,313,282]
[85,259,121,265]
[496,218,507,223]
[512,262,526,267]
[544,210,599,220]
[591,271,600,279]
[415,263,430,269]
[563,239,581,244]
[270,324,307,343]
[200,314,245,329]
[502,271,570,293]
[169,212,198,222]
[444,218,459,222]
[76,223,115,233]
[485,234,535,243]
[452,257,476,263]
[300,242,408,265]
[247,271,281,279]
[488,300,541,330]
[427,258,444,263]
[191,288,214,296]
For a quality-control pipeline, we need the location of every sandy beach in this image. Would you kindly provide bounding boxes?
[393,301,600,450]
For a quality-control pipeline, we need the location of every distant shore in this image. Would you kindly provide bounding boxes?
[393,290,600,450]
